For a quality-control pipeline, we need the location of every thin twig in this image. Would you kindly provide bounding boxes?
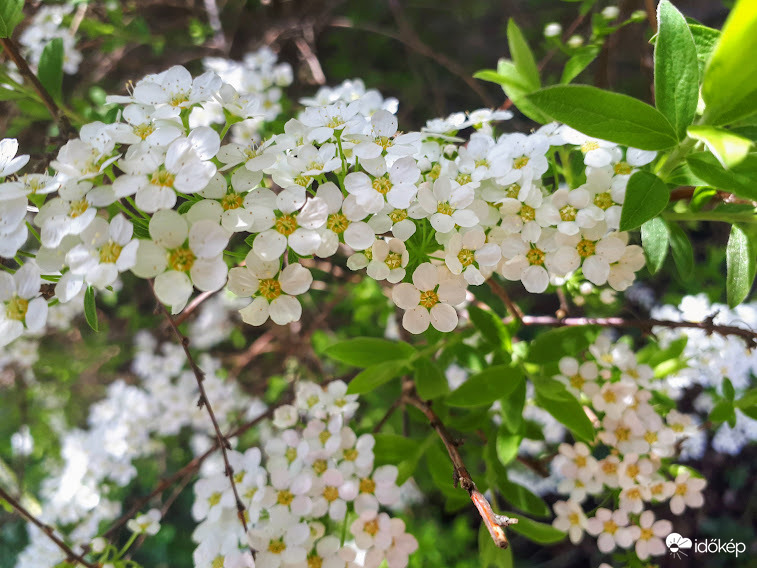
[487,279,524,324]
[0,38,76,139]
[372,397,403,433]
[294,36,326,85]
[0,486,96,568]
[173,290,218,326]
[402,392,517,549]
[229,330,276,378]
[149,283,250,542]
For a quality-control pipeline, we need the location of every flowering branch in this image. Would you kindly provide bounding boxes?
[0,37,76,139]
[0,486,96,568]
[402,392,517,549]
[150,283,251,539]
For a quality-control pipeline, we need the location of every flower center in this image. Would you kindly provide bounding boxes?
[268,539,286,554]
[603,520,618,535]
[458,248,475,267]
[151,169,175,187]
[505,184,520,199]
[277,489,294,506]
[519,205,535,222]
[385,251,403,269]
[626,487,641,500]
[437,202,454,215]
[574,455,587,468]
[526,247,545,266]
[569,374,584,389]
[419,290,439,309]
[211,555,225,568]
[6,297,28,322]
[614,161,632,175]
[672,423,684,433]
[326,117,344,129]
[221,192,244,210]
[100,241,122,263]
[378,136,392,150]
[568,513,580,525]
[602,390,617,403]
[640,527,654,541]
[675,484,687,496]
[360,478,376,494]
[581,141,600,153]
[323,486,339,502]
[474,159,489,168]
[602,461,617,474]
[593,192,613,210]
[307,556,323,568]
[364,520,380,536]
[427,163,441,180]
[615,426,630,441]
[389,209,408,223]
[275,214,298,236]
[168,247,195,271]
[559,204,577,222]
[326,212,349,234]
[363,247,373,261]
[456,173,472,185]
[169,92,190,107]
[307,161,324,172]
[313,459,328,474]
[576,239,596,258]
[513,156,530,170]
[258,278,282,300]
[342,449,358,461]
[318,430,331,445]
[372,177,393,195]
[294,174,311,187]
[134,123,155,140]
[69,199,89,218]
[285,447,298,463]
[208,492,222,507]
[644,431,658,445]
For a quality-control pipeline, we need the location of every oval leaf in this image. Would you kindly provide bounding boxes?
[504,512,566,544]
[495,428,521,466]
[619,171,670,231]
[507,19,540,91]
[686,152,757,200]
[668,222,694,279]
[324,337,414,367]
[726,224,756,307]
[536,388,595,442]
[447,365,524,407]
[346,360,407,394]
[413,356,449,400]
[526,85,678,150]
[0,0,24,38]
[687,125,753,168]
[38,38,64,102]
[84,286,99,333]
[526,326,598,363]
[641,217,670,274]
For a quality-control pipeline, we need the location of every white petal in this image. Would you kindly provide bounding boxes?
[429,303,457,332]
[402,306,430,334]
[189,219,229,258]
[190,257,228,291]
[154,270,193,314]
[239,296,270,326]
[279,264,313,295]
[149,209,188,248]
[270,295,302,325]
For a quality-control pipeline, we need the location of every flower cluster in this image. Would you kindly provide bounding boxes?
[191,380,417,568]
[549,335,705,561]
[16,4,82,75]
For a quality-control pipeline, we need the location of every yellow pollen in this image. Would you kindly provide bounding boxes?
[378,136,392,150]
[326,117,344,129]
[428,163,441,180]
[244,487,257,500]
[519,204,535,222]
[389,209,408,223]
[644,431,658,444]
[603,520,618,535]
[134,123,155,140]
[505,184,520,199]
[363,247,373,261]
[385,251,403,269]
[99,241,122,263]
[150,170,175,187]
[626,464,640,478]
[568,512,580,525]
[277,490,294,506]
[307,161,324,172]
[672,423,684,433]
[674,484,687,496]
[285,447,298,463]
[614,162,632,175]
[323,486,339,502]
[602,390,617,403]
[294,175,311,187]
[581,141,600,153]
[313,459,328,474]
[360,478,376,494]
[526,247,545,266]
[437,202,454,215]
[364,520,380,536]
[574,455,587,468]
[640,527,654,541]
[268,539,286,554]
[308,556,323,568]
[211,556,225,568]
[6,297,28,322]
[474,159,489,168]
[513,156,530,169]
[69,199,89,218]
[458,249,475,267]
[627,488,641,499]
[334,398,347,407]
[576,239,596,258]
[342,449,358,462]
[306,395,319,407]
[318,430,331,445]
[602,461,617,474]
[221,193,244,210]
[234,471,246,484]
[615,427,630,441]
[559,204,577,222]
[208,492,222,507]
[593,192,613,210]
[651,483,664,495]
[258,278,282,300]
[419,290,439,309]
[168,247,195,272]
[169,93,189,107]
[570,375,585,389]
[456,173,472,185]
[327,213,350,234]
[275,214,298,236]
[372,177,392,195]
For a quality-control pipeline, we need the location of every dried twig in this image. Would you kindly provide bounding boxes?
[403,392,517,549]
[0,486,96,568]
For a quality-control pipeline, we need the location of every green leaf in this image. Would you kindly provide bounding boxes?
[475,60,549,124]
[478,524,513,568]
[507,19,540,90]
[687,152,757,200]
[723,378,736,402]
[499,379,526,433]
[687,125,753,168]
[468,305,510,351]
[526,326,598,363]
[735,388,757,410]
[373,434,419,465]
[495,427,521,466]
[346,360,407,394]
[447,365,524,407]
[526,85,678,150]
[0,0,24,38]
[324,337,415,367]
[668,222,694,279]
[619,171,670,231]
[499,477,550,517]
[413,356,449,400]
[689,24,720,74]
[641,216,670,274]
[84,286,99,332]
[702,0,757,124]
[536,387,595,442]
[37,38,64,102]
[504,512,566,544]
[709,399,736,424]
[560,46,600,84]
[655,1,699,140]
[726,224,756,307]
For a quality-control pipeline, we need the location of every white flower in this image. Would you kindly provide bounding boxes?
[115,66,222,115]
[552,500,587,544]
[561,127,618,167]
[0,138,30,177]
[314,181,374,256]
[444,228,501,285]
[392,263,466,334]
[227,252,312,326]
[556,442,597,482]
[126,508,161,535]
[555,356,599,397]
[585,508,633,553]
[669,471,706,515]
[0,263,47,347]
[627,510,672,560]
[345,156,420,214]
[365,238,409,283]
[417,176,478,233]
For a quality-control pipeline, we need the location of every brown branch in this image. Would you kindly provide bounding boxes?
[294,36,326,85]
[403,392,517,549]
[173,290,219,326]
[0,37,76,139]
[487,279,524,324]
[149,283,251,543]
[0,486,96,568]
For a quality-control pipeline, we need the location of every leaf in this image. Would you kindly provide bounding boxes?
[447,365,524,408]
[499,379,526,434]
[495,427,521,466]
[619,171,670,231]
[668,222,694,279]
[498,477,550,517]
[687,125,753,168]
[346,360,407,395]
[84,286,99,332]
[709,400,736,425]
[507,19,540,90]
[689,24,720,74]
[560,46,600,84]
[735,388,757,410]
[37,38,64,102]
[536,387,595,442]
[478,523,513,568]
[702,0,757,124]
[726,224,756,307]
[504,512,566,544]
[723,378,735,402]
[373,434,419,465]
[687,152,757,200]
[475,60,549,124]
[526,326,598,363]
[468,305,510,350]
[641,217,670,275]
[655,1,699,140]
[324,337,415,367]
[413,356,449,400]
[0,0,24,38]
[526,85,678,150]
